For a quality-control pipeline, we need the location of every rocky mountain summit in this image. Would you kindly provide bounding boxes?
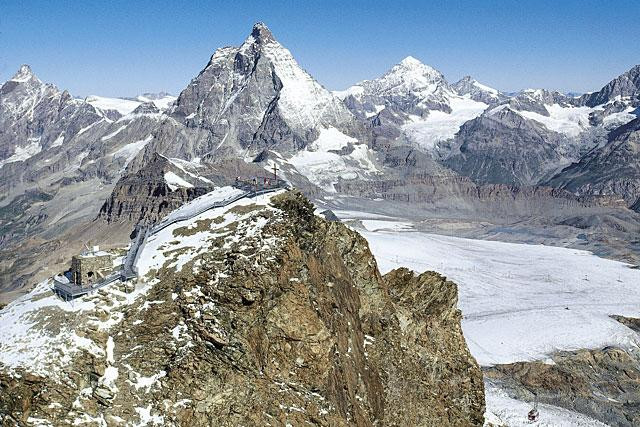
[579,64,640,108]
[0,190,485,426]
[165,22,360,159]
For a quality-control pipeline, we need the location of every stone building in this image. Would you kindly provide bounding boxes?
[70,247,114,286]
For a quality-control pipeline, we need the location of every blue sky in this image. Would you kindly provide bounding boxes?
[1,0,638,97]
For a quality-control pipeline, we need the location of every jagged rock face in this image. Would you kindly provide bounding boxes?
[547,117,640,206]
[0,191,484,426]
[452,76,506,104]
[168,22,358,157]
[580,64,640,107]
[337,56,456,119]
[0,65,105,167]
[485,344,640,426]
[98,154,209,224]
[444,107,571,186]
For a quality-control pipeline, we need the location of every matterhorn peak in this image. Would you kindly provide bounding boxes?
[250,21,275,44]
[10,64,40,83]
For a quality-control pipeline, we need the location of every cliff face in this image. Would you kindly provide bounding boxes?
[97,154,209,225]
[0,190,484,426]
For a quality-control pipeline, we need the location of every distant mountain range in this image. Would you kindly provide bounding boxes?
[1,22,639,298]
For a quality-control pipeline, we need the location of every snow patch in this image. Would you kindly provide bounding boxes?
[289,127,379,192]
[50,133,65,148]
[86,96,141,115]
[112,135,153,166]
[0,137,42,167]
[520,104,592,137]
[164,172,194,191]
[402,96,488,148]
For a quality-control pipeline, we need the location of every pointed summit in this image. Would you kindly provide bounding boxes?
[250,21,275,44]
[399,56,423,67]
[386,56,445,83]
[10,64,40,83]
[173,21,355,154]
[580,63,640,107]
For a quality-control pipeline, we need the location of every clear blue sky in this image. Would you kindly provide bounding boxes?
[1,0,638,97]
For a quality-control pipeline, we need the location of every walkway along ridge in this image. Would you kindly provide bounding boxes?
[53,184,288,300]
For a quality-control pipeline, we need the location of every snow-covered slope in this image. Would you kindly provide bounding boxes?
[135,93,176,110]
[286,127,380,192]
[86,93,176,116]
[402,96,488,149]
[136,187,280,277]
[252,25,353,130]
[0,267,151,380]
[484,382,609,427]
[86,95,142,116]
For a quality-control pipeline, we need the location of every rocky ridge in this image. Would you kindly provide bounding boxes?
[0,190,485,426]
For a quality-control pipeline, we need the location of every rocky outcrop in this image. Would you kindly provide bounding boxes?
[335,174,627,214]
[0,191,484,426]
[452,76,506,104]
[98,153,209,224]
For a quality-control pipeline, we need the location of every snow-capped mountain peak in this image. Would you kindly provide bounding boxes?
[398,55,422,67]
[395,55,442,75]
[335,56,453,118]
[382,56,447,90]
[9,64,40,84]
[172,21,355,152]
[1,65,64,120]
